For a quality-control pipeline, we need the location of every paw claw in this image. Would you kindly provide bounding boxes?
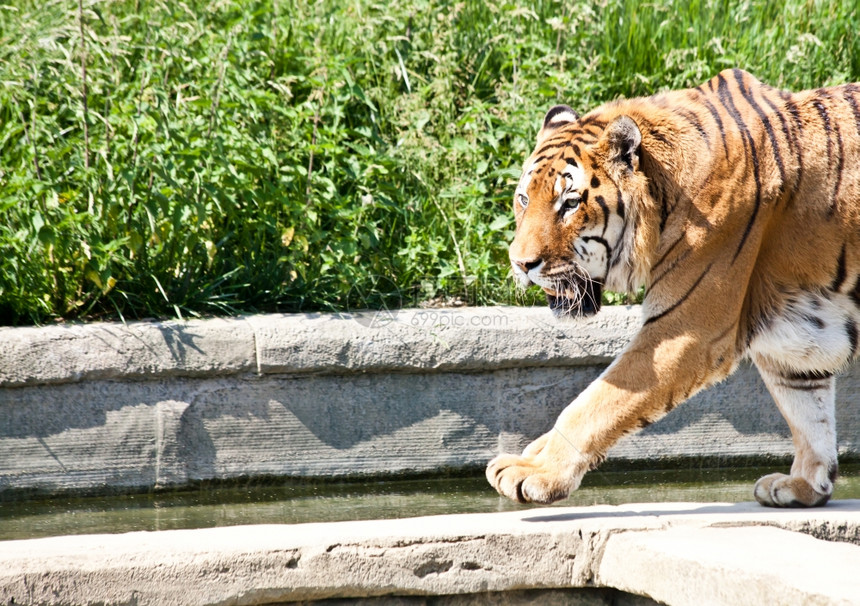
[514,480,527,504]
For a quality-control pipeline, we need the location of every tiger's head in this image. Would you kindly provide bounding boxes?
[510,105,658,317]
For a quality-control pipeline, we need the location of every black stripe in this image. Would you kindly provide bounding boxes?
[594,194,609,236]
[579,116,607,128]
[783,369,834,381]
[803,313,825,330]
[782,97,806,201]
[675,108,711,148]
[697,95,729,160]
[649,248,692,291]
[581,235,612,278]
[829,462,840,483]
[784,97,803,133]
[647,176,671,232]
[534,141,563,157]
[831,245,847,292]
[831,122,845,217]
[716,74,762,264]
[543,105,578,128]
[851,276,860,307]
[637,118,670,146]
[775,381,828,392]
[534,133,577,157]
[616,190,625,222]
[651,129,669,145]
[650,232,687,275]
[844,85,860,138]
[760,92,802,196]
[609,236,625,269]
[644,263,712,325]
[734,69,787,194]
[664,397,677,413]
[813,93,844,217]
[813,97,833,158]
[581,235,610,250]
[847,319,858,356]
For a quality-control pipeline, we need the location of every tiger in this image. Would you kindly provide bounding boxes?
[487,68,860,508]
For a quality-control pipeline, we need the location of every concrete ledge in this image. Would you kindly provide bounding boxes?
[0,307,638,386]
[1,500,858,605]
[2,307,859,497]
[0,316,258,386]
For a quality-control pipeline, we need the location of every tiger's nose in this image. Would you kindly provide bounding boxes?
[513,258,542,274]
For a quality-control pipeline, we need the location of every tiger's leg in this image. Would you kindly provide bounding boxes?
[486,325,740,504]
[752,365,838,507]
[748,292,850,507]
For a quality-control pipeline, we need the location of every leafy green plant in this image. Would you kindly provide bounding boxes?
[1,0,858,324]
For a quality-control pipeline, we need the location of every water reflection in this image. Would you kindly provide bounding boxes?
[2,465,858,541]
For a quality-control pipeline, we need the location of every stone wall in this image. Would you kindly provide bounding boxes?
[2,306,859,498]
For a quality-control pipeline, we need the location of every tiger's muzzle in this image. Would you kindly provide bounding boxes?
[544,276,603,318]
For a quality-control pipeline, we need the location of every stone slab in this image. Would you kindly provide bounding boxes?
[598,525,860,606]
[0,500,857,606]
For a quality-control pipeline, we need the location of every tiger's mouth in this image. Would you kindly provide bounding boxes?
[542,277,603,318]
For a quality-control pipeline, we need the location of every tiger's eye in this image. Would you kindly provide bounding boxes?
[560,194,581,218]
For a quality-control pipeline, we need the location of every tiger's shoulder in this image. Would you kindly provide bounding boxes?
[590,68,860,215]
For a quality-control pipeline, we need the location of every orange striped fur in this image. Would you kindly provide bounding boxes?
[489,69,860,507]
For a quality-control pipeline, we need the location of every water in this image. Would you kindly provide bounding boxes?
[2,465,858,541]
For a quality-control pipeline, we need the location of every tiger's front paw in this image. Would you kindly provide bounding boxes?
[486,453,571,504]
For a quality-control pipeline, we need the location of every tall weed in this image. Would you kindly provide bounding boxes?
[1,0,857,324]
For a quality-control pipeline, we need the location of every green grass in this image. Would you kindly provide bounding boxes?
[1,0,858,324]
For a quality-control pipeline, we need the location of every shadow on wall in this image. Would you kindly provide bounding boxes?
[4,360,860,494]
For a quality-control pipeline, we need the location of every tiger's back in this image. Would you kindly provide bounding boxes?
[489,69,860,508]
[641,70,860,349]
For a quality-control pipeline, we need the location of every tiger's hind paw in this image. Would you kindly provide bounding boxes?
[753,472,832,507]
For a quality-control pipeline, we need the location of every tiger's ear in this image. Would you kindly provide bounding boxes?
[539,105,579,136]
[603,115,641,173]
